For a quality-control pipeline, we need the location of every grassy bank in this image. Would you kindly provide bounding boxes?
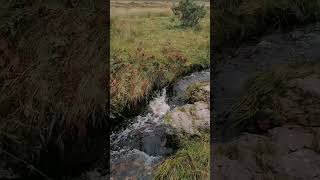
[154,134,210,180]
[110,13,210,113]
[213,0,320,48]
[0,1,107,177]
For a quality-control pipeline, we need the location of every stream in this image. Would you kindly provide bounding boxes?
[110,69,210,179]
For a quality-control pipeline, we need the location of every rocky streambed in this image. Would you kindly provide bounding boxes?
[109,69,210,180]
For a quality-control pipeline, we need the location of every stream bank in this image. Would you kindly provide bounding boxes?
[110,69,210,180]
[212,22,320,179]
[65,69,210,180]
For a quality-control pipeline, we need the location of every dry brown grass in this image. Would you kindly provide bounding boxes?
[111,0,172,17]
[0,4,107,176]
[110,14,210,112]
[111,7,172,17]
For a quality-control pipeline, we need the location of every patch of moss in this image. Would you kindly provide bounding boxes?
[185,82,209,103]
[176,106,186,112]
[164,114,172,124]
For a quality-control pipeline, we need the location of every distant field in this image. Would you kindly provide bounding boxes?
[111,0,209,17]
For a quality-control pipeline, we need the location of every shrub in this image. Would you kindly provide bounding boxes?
[172,0,206,28]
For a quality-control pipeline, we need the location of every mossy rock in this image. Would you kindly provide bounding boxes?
[164,101,210,136]
[185,81,210,103]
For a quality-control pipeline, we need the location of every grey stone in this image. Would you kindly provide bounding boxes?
[165,101,210,136]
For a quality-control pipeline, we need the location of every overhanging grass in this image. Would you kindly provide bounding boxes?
[111,14,210,112]
[154,134,209,180]
[228,62,320,131]
[213,0,320,47]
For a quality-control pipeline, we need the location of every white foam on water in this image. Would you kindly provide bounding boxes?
[149,88,170,117]
[110,88,170,158]
[111,148,162,166]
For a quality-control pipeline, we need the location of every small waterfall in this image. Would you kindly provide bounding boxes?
[110,69,210,179]
[110,88,171,179]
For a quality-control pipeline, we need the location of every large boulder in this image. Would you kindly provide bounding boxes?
[212,125,320,180]
[165,101,210,136]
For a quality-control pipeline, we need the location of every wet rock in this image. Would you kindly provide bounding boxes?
[85,170,108,180]
[0,168,20,179]
[277,75,320,127]
[289,30,305,40]
[111,149,161,180]
[114,124,178,157]
[269,125,314,155]
[212,156,252,180]
[277,149,320,179]
[165,101,210,136]
[213,125,320,180]
[169,70,210,106]
[212,133,278,180]
[294,74,320,98]
[257,40,279,49]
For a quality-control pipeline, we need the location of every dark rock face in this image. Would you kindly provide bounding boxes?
[212,23,320,180]
[110,124,180,179]
[212,126,320,180]
[115,124,178,157]
[214,23,320,122]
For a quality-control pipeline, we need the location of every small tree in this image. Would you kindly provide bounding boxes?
[171,0,206,28]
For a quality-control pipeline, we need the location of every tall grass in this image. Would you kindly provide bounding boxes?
[154,134,210,180]
[0,3,107,176]
[111,14,210,113]
[213,0,320,47]
[227,62,320,134]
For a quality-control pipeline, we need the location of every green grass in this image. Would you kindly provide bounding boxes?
[111,14,210,112]
[154,134,209,180]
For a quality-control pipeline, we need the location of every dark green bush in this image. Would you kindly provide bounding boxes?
[172,0,206,28]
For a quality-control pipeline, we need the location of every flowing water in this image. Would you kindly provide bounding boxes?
[110,88,173,179]
[110,69,210,179]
